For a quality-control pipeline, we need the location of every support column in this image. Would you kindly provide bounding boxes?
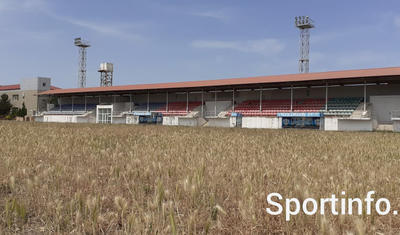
[147,91,150,112]
[84,95,87,112]
[364,80,367,112]
[59,97,62,111]
[186,91,189,113]
[325,82,328,112]
[214,89,217,116]
[259,88,262,112]
[290,85,293,112]
[166,92,169,112]
[113,95,116,114]
[47,96,50,112]
[129,94,132,112]
[72,96,74,112]
[232,89,235,112]
[201,90,204,117]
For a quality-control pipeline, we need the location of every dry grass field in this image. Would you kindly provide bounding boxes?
[1,121,400,234]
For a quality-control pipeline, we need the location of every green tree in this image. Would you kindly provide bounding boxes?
[0,94,12,116]
[18,102,27,117]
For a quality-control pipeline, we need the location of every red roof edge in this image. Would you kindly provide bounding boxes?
[0,84,20,91]
[39,66,400,96]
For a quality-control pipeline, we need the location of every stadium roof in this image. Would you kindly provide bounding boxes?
[40,67,400,96]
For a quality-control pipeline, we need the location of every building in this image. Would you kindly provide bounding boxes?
[0,77,59,116]
[37,67,400,132]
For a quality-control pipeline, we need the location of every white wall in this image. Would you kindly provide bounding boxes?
[178,117,198,127]
[338,119,373,131]
[163,116,179,126]
[324,117,338,131]
[126,115,139,124]
[43,115,77,123]
[242,117,281,129]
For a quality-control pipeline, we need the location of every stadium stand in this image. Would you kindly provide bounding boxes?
[232,97,362,116]
[129,102,201,116]
[36,67,400,132]
[133,103,165,112]
[232,99,325,116]
[157,101,202,116]
[51,104,97,111]
[322,97,363,116]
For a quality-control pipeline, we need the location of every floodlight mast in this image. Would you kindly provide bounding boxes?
[295,16,314,73]
[74,37,90,88]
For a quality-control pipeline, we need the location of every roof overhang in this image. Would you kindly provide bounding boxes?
[39,67,400,96]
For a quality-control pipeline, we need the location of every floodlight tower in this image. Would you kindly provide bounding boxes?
[74,37,90,88]
[98,62,114,87]
[295,16,314,73]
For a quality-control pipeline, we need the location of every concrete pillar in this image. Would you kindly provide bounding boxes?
[290,85,293,112]
[214,89,217,116]
[166,92,168,112]
[186,91,189,113]
[147,91,150,112]
[325,82,328,112]
[364,81,367,112]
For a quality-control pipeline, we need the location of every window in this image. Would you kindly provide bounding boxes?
[12,95,19,102]
[42,82,46,87]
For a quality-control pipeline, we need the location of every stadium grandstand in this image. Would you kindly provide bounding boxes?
[36,67,400,132]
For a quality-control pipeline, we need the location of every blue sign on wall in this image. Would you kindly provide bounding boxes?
[277,112,322,117]
[282,117,321,129]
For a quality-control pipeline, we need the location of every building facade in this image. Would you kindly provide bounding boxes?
[0,77,58,116]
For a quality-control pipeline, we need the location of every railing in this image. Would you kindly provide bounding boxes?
[391,110,400,120]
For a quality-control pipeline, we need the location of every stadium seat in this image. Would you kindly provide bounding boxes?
[156,101,201,116]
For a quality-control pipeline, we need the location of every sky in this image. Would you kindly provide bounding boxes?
[1,0,400,88]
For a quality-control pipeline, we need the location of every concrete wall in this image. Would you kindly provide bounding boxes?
[42,112,96,123]
[324,117,373,131]
[178,117,198,127]
[370,95,400,124]
[393,120,400,132]
[21,77,51,91]
[1,77,54,116]
[324,117,339,131]
[163,116,179,126]
[337,119,373,132]
[205,101,232,116]
[206,118,231,128]
[43,115,78,123]
[112,116,126,124]
[126,115,139,124]
[242,117,281,129]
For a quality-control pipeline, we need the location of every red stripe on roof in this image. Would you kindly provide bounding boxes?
[40,67,400,95]
[0,84,20,91]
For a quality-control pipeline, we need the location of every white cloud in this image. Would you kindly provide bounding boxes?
[191,38,285,55]
[191,9,232,21]
[49,15,144,41]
